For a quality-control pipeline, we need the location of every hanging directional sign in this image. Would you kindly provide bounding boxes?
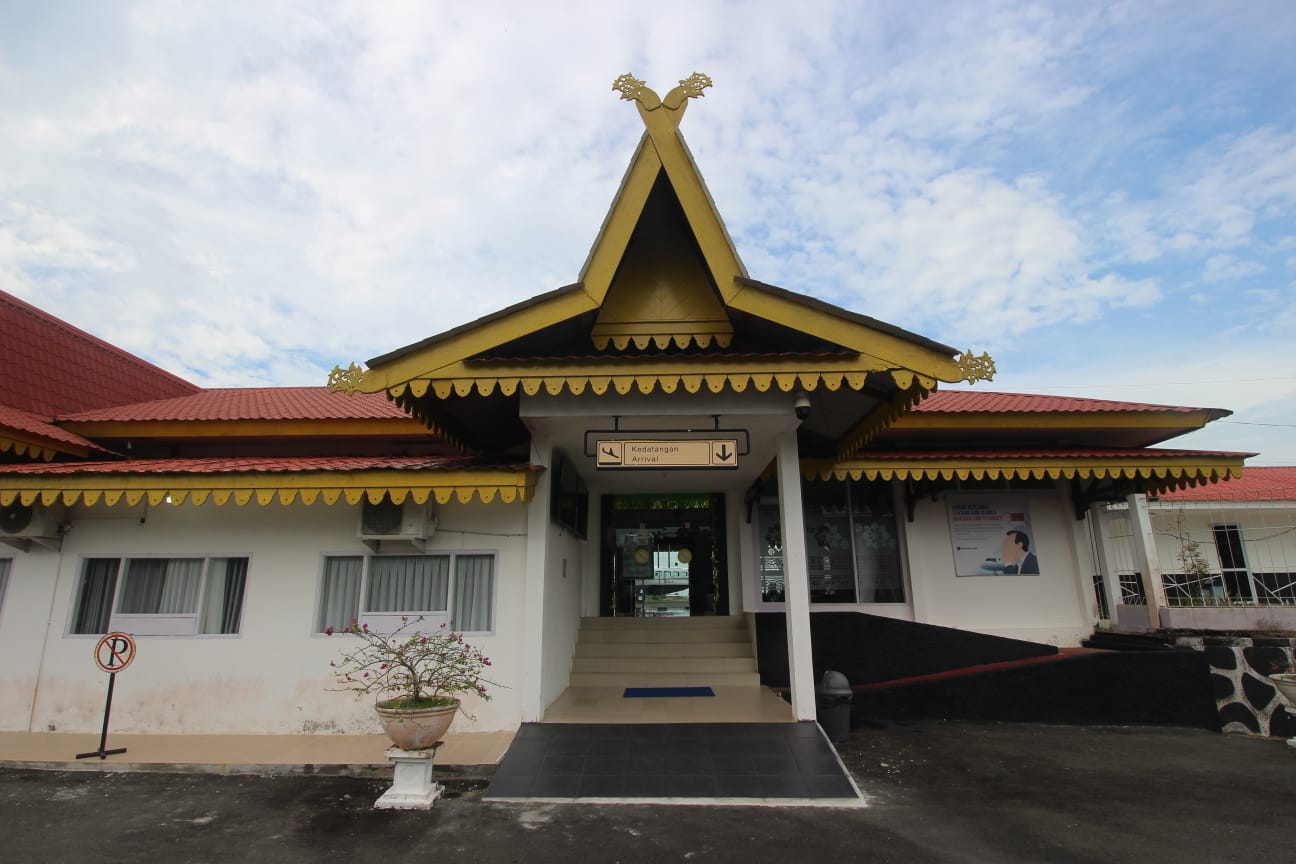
[595,438,739,470]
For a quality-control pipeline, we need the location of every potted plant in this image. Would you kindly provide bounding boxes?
[328,617,497,750]
[1271,661,1296,706]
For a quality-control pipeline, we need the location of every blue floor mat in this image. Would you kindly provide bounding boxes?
[623,686,715,698]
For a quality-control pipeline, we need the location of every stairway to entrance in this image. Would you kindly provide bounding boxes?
[545,616,791,723]
[570,616,761,688]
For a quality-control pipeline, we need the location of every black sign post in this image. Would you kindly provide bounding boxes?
[76,632,135,760]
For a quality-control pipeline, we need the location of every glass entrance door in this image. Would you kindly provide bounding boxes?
[599,493,727,617]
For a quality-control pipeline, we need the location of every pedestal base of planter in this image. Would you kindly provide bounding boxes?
[374,744,443,810]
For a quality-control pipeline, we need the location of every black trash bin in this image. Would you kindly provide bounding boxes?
[815,670,852,742]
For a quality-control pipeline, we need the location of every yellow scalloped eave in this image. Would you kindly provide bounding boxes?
[388,368,939,402]
[0,436,59,462]
[804,461,1243,494]
[0,476,537,509]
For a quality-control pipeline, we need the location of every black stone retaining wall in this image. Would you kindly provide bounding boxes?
[1181,637,1296,738]
[755,611,1057,688]
[757,612,1221,729]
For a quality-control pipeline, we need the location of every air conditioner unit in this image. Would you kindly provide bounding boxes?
[0,502,63,551]
[358,499,436,549]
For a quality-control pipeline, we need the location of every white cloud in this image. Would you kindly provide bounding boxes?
[1,0,1294,459]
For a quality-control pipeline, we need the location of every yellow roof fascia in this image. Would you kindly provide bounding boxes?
[836,386,931,460]
[726,279,981,385]
[0,468,539,509]
[333,288,599,395]
[385,354,937,401]
[891,410,1219,432]
[805,454,1247,494]
[61,418,434,440]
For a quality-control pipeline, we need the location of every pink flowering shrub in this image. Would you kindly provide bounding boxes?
[327,616,498,712]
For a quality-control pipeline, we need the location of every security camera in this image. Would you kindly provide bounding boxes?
[794,391,811,420]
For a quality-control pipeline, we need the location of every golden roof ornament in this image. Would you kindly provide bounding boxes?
[327,362,366,394]
[956,350,996,384]
[613,72,712,126]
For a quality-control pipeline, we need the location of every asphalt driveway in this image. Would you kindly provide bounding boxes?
[3,721,1293,864]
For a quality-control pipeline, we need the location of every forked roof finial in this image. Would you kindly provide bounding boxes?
[613,73,712,124]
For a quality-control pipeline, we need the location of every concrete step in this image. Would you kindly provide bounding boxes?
[579,616,747,631]
[574,641,754,658]
[578,628,750,644]
[568,671,763,688]
[571,656,758,674]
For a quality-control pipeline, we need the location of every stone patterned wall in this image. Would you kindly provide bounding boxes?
[1178,637,1296,737]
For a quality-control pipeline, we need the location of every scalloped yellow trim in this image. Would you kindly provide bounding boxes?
[0,470,538,509]
[804,459,1244,496]
[0,436,61,462]
[390,367,939,403]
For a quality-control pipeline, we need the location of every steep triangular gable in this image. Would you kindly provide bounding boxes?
[330,75,994,407]
[590,171,734,350]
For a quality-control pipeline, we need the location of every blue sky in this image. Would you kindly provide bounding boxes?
[2,1,1294,462]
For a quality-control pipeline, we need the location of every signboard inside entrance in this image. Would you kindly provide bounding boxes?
[595,439,739,469]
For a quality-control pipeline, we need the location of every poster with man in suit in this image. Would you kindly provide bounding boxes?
[948,494,1041,577]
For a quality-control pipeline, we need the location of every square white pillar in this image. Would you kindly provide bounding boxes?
[521,436,553,722]
[776,429,817,721]
[1127,493,1166,629]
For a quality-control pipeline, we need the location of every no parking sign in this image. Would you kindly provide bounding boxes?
[94,632,136,674]
[77,632,136,760]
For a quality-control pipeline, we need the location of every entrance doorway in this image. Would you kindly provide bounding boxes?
[599,493,728,617]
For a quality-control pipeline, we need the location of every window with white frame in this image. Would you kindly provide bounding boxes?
[316,552,495,635]
[69,556,248,636]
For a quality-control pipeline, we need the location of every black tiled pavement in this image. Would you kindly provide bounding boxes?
[483,722,860,801]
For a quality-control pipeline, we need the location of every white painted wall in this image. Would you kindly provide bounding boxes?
[0,497,530,735]
[540,526,585,712]
[1147,501,1296,579]
[903,484,1094,646]
[0,549,61,730]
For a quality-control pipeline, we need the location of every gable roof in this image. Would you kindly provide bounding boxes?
[910,391,1229,416]
[60,387,413,423]
[1155,466,1296,502]
[329,75,996,456]
[1,289,198,417]
[1,289,200,460]
[875,389,1232,451]
[0,404,111,460]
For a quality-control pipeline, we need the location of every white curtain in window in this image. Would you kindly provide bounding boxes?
[317,557,363,633]
[73,559,119,634]
[367,556,448,613]
[119,559,201,614]
[200,557,248,635]
[453,555,493,632]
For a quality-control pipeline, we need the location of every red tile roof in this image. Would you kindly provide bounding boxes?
[1156,466,1296,501]
[59,387,411,423]
[0,404,111,453]
[1,290,199,416]
[0,455,534,477]
[916,390,1228,416]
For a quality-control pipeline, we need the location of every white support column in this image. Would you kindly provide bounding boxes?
[776,429,817,721]
[1088,502,1123,621]
[521,436,553,722]
[1127,493,1166,630]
